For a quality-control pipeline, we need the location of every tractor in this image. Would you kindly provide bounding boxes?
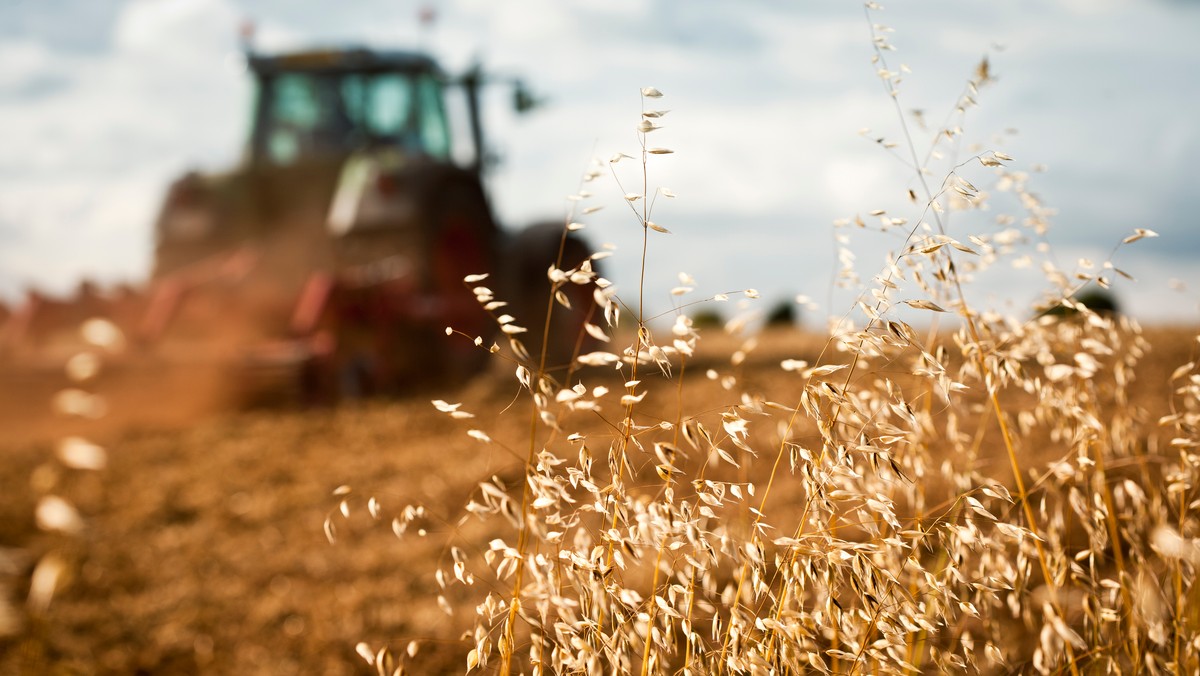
[0,47,596,406]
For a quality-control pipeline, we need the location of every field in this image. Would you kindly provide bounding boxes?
[4,9,1200,673]
[1,324,1197,674]
[0,329,813,674]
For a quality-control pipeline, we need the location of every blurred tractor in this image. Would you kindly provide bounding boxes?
[1,48,595,405]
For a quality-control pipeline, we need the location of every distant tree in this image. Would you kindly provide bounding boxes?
[1044,287,1121,318]
[691,308,723,330]
[765,299,797,327]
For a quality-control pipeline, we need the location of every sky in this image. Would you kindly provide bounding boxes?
[1,0,1198,326]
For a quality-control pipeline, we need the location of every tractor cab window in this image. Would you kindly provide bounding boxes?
[415,74,451,159]
[255,70,451,165]
[261,74,345,164]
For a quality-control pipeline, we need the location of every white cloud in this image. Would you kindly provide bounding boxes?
[0,40,69,95]
[0,0,252,303]
[114,0,240,58]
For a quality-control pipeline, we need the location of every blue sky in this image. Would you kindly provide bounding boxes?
[1,0,1198,324]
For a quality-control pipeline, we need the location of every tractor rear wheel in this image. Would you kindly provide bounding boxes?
[426,181,498,384]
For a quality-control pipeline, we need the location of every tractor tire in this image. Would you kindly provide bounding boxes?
[425,179,499,385]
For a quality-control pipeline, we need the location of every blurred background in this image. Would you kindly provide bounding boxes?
[2,0,1198,324]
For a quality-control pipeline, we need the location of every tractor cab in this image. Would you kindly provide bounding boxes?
[245,49,455,167]
[153,48,500,277]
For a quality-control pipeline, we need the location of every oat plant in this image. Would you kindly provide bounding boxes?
[335,6,1200,675]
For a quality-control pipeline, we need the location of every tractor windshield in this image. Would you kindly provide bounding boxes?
[252,69,451,165]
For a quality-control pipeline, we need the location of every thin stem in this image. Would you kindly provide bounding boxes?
[865,8,1080,673]
[498,168,592,676]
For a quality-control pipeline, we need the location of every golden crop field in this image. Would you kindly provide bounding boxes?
[1,321,1198,674]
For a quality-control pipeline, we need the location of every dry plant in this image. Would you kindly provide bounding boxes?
[2,318,119,655]
[331,5,1200,674]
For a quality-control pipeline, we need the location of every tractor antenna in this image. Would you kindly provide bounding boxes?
[238,18,257,56]
[417,5,437,50]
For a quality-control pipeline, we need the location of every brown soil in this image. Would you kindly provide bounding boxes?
[0,326,1194,674]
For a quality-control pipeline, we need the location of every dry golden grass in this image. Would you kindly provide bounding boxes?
[0,325,1194,674]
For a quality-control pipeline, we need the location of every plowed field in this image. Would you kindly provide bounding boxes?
[0,327,1194,674]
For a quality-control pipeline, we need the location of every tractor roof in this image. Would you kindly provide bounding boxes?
[248,48,442,77]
